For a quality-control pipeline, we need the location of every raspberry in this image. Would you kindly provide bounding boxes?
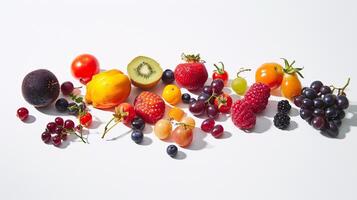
[273,112,290,130]
[277,100,291,114]
[244,83,270,113]
[231,100,256,130]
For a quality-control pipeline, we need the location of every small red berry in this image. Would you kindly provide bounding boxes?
[80,113,93,127]
[17,107,29,121]
[64,120,75,130]
[55,117,64,126]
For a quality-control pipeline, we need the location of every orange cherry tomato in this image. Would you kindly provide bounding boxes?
[281,73,302,100]
[280,58,303,100]
[255,63,283,89]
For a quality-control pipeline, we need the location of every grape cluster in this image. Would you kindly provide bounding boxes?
[41,117,86,147]
[294,79,350,138]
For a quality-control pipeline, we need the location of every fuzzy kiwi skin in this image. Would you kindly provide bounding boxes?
[131,79,161,90]
[22,69,60,108]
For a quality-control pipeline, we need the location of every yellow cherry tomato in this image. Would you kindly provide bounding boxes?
[280,58,303,100]
[154,119,172,140]
[180,116,195,129]
[162,84,181,105]
[168,107,185,121]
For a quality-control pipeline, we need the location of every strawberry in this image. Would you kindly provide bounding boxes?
[134,91,165,124]
[244,82,270,113]
[231,100,256,130]
[214,93,232,113]
[174,53,208,91]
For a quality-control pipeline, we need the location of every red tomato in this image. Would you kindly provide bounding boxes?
[212,62,229,85]
[71,54,100,84]
[115,103,135,125]
[80,112,93,128]
[214,93,232,113]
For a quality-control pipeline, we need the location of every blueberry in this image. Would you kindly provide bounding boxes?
[166,145,178,157]
[189,98,197,104]
[161,69,175,84]
[131,130,143,144]
[131,117,145,131]
[181,93,191,104]
[55,98,69,112]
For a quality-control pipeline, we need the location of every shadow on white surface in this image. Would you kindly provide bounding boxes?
[287,120,298,131]
[140,136,153,146]
[253,116,272,133]
[187,127,208,151]
[220,131,232,139]
[23,115,36,124]
[174,151,187,160]
[335,104,357,139]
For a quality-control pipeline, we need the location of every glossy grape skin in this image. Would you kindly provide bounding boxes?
[300,109,312,120]
[310,81,323,92]
[202,86,213,96]
[303,88,317,99]
[41,131,51,144]
[64,120,75,129]
[313,108,325,117]
[336,95,349,109]
[313,98,324,109]
[189,100,206,116]
[181,93,191,104]
[312,116,326,130]
[211,79,224,94]
[197,93,210,102]
[131,130,144,144]
[326,121,339,138]
[301,98,314,109]
[55,117,64,126]
[323,94,336,107]
[293,95,304,107]
[332,119,342,127]
[201,118,215,132]
[61,81,74,95]
[211,125,224,138]
[206,104,219,119]
[325,107,338,119]
[320,86,332,95]
[166,145,178,157]
[46,122,57,133]
[231,77,248,95]
[337,110,345,119]
[131,117,145,131]
[189,98,197,104]
[52,134,62,147]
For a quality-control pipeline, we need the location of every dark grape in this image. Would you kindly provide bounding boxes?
[313,98,324,108]
[197,93,210,102]
[337,110,345,119]
[67,102,79,116]
[131,130,143,144]
[336,95,349,109]
[313,108,325,117]
[189,98,197,104]
[211,79,224,94]
[323,94,336,107]
[310,81,323,92]
[181,93,191,104]
[189,100,206,116]
[301,98,313,109]
[301,87,308,97]
[201,118,215,132]
[202,85,213,96]
[303,88,317,99]
[300,109,312,120]
[55,98,69,112]
[206,104,219,119]
[161,69,175,84]
[325,107,338,119]
[312,116,326,130]
[332,119,342,127]
[326,121,339,138]
[61,81,74,95]
[211,125,224,138]
[320,86,332,95]
[293,95,304,107]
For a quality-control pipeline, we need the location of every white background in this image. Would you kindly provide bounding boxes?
[1,0,357,200]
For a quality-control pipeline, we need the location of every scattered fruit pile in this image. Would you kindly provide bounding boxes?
[17,53,352,157]
[294,79,350,138]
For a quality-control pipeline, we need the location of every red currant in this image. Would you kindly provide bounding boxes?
[61,133,68,141]
[46,122,57,133]
[55,117,64,126]
[52,134,62,147]
[41,131,51,144]
[17,107,29,121]
[55,126,64,134]
[64,120,75,129]
[201,118,215,132]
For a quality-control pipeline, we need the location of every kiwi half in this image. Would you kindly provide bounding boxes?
[127,56,163,90]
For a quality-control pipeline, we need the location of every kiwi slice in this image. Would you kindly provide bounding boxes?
[127,56,163,90]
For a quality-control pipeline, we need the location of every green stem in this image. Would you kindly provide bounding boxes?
[237,68,251,77]
[101,117,119,139]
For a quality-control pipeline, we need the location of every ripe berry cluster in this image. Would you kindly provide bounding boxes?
[273,100,291,130]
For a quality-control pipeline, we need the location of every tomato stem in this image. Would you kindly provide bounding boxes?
[281,58,304,78]
[213,62,225,74]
